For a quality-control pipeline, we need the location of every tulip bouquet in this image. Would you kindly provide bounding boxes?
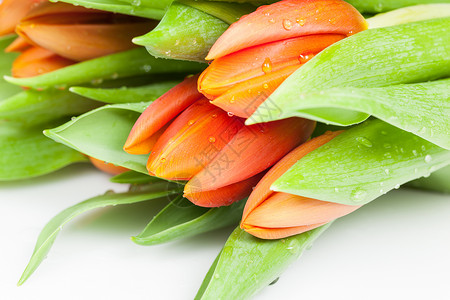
[1,0,449,298]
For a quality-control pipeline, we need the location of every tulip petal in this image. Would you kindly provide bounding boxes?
[241,223,326,240]
[12,46,75,78]
[147,99,244,180]
[210,65,300,118]
[200,34,344,97]
[0,0,45,36]
[242,131,342,222]
[124,75,203,155]
[184,173,264,207]
[16,2,156,61]
[244,192,360,228]
[185,117,315,193]
[206,0,367,59]
[5,36,31,53]
[89,156,128,175]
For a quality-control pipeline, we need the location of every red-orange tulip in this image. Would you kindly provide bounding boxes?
[198,0,367,118]
[125,76,316,207]
[241,131,361,239]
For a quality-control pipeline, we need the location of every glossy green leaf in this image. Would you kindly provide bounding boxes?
[0,121,88,181]
[44,103,149,173]
[132,197,245,245]
[69,81,179,104]
[179,0,255,24]
[407,165,450,194]
[18,182,179,286]
[53,0,172,19]
[367,4,450,29]
[0,89,100,127]
[259,80,449,149]
[346,0,450,13]
[195,225,330,299]
[4,48,205,90]
[273,119,450,206]
[249,18,450,125]
[133,2,229,62]
[110,170,161,184]
[0,35,21,100]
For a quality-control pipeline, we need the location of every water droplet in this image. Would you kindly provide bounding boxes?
[229,96,235,104]
[262,57,273,73]
[296,18,306,26]
[383,143,391,149]
[263,83,269,89]
[421,145,426,151]
[91,78,103,85]
[350,188,368,203]
[211,114,217,118]
[174,39,180,46]
[214,273,220,279]
[356,137,373,148]
[380,130,388,135]
[347,30,354,36]
[111,72,119,79]
[282,19,292,30]
[379,189,384,194]
[269,18,275,23]
[227,112,234,117]
[247,89,252,94]
[142,65,152,72]
[424,155,432,163]
[328,18,337,24]
[380,182,384,186]
[334,187,340,192]
[164,50,172,56]
[209,137,216,143]
[160,158,166,163]
[132,0,141,6]
[414,168,418,174]
[394,184,400,189]
[188,120,195,126]
[412,150,418,156]
[298,53,314,64]
[384,169,390,175]
[384,152,392,159]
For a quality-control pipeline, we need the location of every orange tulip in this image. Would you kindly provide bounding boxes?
[2,1,156,78]
[198,0,367,118]
[241,131,361,239]
[125,76,316,207]
[0,0,46,36]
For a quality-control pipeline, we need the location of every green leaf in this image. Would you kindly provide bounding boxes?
[110,170,161,184]
[178,0,256,24]
[44,103,149,173]
[249,18,450,125]
[367,4,450,29]
[272,119,450,206]
[133,2,229,62]
[0,121,88,181]
[69,80,179,104]
[53,0,173,19]
[0,35,21,100]
[0,89,100,127]
[195,225,330,299]
[4,48,205,90]
[132,196,245,245]
[258,80,449,149]
[407,165,450,194]
[18,183,180,286]
[346,0,450,13]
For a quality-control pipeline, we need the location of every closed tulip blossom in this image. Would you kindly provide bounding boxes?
[124,75,316,207]
[2,1,156,77]
[198,0,367,118]
[241,131,362,239]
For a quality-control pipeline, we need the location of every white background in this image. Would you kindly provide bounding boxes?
[0,163,449,300]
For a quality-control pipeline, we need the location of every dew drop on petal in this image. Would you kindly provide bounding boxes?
[209,137,216,143]
[160,158,166,163]
[188,120,195,126]
[229,96,235,104]
[227,112,234,117]
[282,19,292,30]
[262,57,273,73]
[296,18,306,26]
[263,83,269,89]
